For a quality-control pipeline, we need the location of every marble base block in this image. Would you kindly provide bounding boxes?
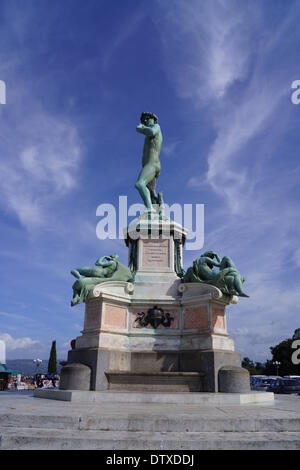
[64,276,242,392]
[62,217,246,393]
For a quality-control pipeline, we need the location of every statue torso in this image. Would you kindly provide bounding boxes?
[142,128,162,168]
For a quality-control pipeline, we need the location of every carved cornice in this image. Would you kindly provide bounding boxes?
[89,281,134,302]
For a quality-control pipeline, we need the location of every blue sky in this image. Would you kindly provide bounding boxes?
[0,0,300,361]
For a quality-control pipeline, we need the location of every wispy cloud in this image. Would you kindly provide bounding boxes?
[0,311,31,322]
[0,103,82,230]
[0,332,39,351]
[159,0,292,213]
[1,1,299,363]
[156,0,300,360]
[157,0,259,103]
[0,4,83,232]
[101,9,145,71]
[162,140,182,158]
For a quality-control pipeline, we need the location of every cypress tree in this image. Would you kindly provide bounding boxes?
[48,340,57,374]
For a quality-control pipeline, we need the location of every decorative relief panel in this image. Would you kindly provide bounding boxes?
[131,308,179,329]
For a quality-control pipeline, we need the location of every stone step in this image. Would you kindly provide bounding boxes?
[1,427,300,450]
[105,371,204,392]
[34,388,274,405]
[2,412,300,433]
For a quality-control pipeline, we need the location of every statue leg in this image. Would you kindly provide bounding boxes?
[71,281,81,306]
[72,267,104,278]
[224,275,235,291]
[135,164,157,211]
[147,178,158,205]
[233,274,249,297]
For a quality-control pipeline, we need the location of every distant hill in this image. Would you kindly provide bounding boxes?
[5,359,62,376]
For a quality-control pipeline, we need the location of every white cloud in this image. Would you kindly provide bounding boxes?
[157,0,258,103]
[157,0,296,212]
[205,86,284,213]
[162,140,182,158]
[0,332,39,351]
[0,110,82,230]
[157,0,300,360]
[169,2,291,214]
[0,6,83,232]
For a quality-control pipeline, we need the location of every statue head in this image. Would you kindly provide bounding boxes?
[95,254,119,268]
[202,250,218,260]
[140,111,158,126]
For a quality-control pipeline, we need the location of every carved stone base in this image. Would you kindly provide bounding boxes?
[62,218,245,393]
[67,347,242,392]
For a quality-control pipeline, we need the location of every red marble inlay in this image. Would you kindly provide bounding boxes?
[212,307,225,330]
[184,306,208,330]
[102,304,127,329]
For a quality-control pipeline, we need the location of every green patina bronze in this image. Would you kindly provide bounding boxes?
[183,251,249,298]
[128,239,138,273]
[135,112,165,215]
[71,254,133,306]
[174,239,184,278]
[70,113,248,304]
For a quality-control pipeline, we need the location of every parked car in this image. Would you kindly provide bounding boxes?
[250,375,267,390]
[268,378,300,394]
[283,376,300,379]
[250,376,279,391]
[255,377,278,391]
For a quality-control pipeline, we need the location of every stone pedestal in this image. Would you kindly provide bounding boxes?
[218,366,250,393]
[60,363,91,391]
[64,214,245,393]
